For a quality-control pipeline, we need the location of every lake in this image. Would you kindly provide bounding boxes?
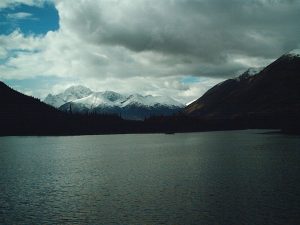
[0,130,300,225]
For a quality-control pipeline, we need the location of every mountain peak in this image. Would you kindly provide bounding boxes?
[101,91,123,102]
[44,87,184,120]
[44,85,93,108]
[122,94,183,108]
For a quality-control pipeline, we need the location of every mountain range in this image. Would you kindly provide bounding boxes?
[44,87,184,120]
[1,49,300,135]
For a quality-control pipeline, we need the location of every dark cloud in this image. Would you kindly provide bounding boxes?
[57,0,300,76]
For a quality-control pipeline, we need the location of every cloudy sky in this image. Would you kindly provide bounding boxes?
[0,0,300,103]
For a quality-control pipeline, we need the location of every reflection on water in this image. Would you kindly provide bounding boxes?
[0,130,300,224]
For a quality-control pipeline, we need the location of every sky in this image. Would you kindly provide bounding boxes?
[0,0,300,103]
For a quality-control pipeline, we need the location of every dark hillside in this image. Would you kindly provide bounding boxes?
[184,54,300,131]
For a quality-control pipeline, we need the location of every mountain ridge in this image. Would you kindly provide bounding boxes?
[184,49,300,130]
[2,49,300,135]
[44,87,184,120]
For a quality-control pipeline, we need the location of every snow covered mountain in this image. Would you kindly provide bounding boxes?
[44,87,184,120]
[44,85,93,108]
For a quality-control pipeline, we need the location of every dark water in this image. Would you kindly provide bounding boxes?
[0,130,300,225]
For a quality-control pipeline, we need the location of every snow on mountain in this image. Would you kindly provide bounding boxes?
[44,85,93,108]
[286,49,300,57]
[234,67,264,81]
[45,86,183,109]
[244,67,264,76]
[186,98,197,106]
[102,91,124,102]
[72,91,126,108]
[44,85,184,119]
[121,94,184,108]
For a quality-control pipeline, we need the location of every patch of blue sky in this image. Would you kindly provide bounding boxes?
[181,75,218,85]
[0,2,59,35]
[181,75,219,87]
[181,76,201,84]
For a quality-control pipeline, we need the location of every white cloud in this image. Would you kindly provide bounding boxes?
[6,12,34,20]
[0,47,7,59]
[0,28,223,103]
[0,0,46,8]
